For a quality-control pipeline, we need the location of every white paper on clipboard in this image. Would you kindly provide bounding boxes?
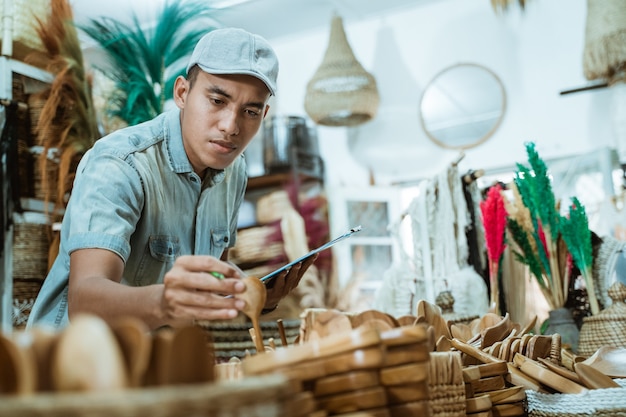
[260,225,363,284]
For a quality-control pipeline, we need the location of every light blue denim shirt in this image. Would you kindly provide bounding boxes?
[27,108,247,329]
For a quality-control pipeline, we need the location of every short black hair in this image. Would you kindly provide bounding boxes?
[187,65,201,89]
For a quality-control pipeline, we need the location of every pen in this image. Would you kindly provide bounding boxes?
[210,271,225,280]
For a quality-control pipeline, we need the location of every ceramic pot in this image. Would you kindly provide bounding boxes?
[545,307,579,353]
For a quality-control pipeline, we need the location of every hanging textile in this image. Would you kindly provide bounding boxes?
[404,161,489,317]
[0,102,22,257]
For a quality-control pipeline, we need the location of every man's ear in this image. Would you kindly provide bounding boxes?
[263,104,270,118]
[173,76,189,109]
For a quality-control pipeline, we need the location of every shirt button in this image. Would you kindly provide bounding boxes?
[223,236,229,243]
[190,176,198,182]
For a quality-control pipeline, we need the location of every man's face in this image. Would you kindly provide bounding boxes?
[174,70,271,175]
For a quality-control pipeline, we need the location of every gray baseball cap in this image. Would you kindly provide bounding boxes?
[186,28,279,96]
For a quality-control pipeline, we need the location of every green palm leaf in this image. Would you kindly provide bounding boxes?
[79,0,215,126]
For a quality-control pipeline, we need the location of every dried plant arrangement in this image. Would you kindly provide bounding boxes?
[505,142,572,311]
[480,183,507,314]
[79,0,214,126]
[560,197,600,315]
[26,0,99,212]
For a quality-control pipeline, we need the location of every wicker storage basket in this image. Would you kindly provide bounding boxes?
[12,278,44,328]
[0,0,50,63]
[578,281,626,357]
[12,212,52,280]
[196,319,301,361]
[428,351,466,417]
[229,225,284,265]
[0,374,303,417]
[526,379,626,417]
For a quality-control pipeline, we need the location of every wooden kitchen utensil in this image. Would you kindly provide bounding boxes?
[537,357,581,384]
[110,316,151,387]
[574,362,620,389]
[0,331,36,395]
[515,354,588,394]
[52,314,128,392]
[581,346,626,378]
[236,276,267,353]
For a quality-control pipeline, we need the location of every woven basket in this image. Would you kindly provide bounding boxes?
[196,319,302,361]
[583,0,626,81]
[256,190,293,224]
[304,15,379,127]
[12,278,44,328]
[12,212,52,280]
[229,225,284,265]
[428,352,466,417]
[0,374,302,417]
[0,0,50,63]
[527,379,626,417]
[577,281,626,357]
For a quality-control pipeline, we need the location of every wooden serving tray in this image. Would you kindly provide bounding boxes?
[379,362,429,386]
[466,393,492,413]
[385,381,429,404]
[469,375,506,393]
[242,327,382,375]
[380,325,429,347]
[317,386,387,413]
[463,361,509,382]
[384,343,430,367]
[387,399,429,417]
[313,370,380,396]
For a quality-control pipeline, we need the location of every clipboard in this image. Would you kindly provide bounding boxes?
[260,225,363,284]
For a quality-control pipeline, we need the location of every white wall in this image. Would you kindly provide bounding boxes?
[264,0,616,187]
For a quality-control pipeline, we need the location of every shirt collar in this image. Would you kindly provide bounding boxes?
[164,108,226,185]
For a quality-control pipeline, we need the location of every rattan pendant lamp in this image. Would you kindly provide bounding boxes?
[304,14,379,127]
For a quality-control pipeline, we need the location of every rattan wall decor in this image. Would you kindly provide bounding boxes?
[583,0,626,82]
[304,14,379,127]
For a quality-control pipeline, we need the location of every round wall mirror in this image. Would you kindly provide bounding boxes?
[420,63,506,150]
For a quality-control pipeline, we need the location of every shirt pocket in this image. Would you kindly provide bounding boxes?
[149,235,180,262]
[210,228,230,255]
[133,235,180,286]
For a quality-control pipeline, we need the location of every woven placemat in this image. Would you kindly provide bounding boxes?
[527,379,626,417]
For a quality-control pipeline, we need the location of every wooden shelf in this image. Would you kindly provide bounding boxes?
[247,172,323,191]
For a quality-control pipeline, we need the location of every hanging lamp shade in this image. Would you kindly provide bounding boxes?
[304,15,380,127]
[582,0,626,81]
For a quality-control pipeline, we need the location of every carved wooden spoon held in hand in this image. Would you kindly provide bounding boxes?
[236,276,267,354]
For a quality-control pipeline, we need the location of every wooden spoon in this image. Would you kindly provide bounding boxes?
[52,314,128,392]
[574,362,620,389]
[0,332,36,395]
[581,346,626,378]
[110,316,152,387]
[235,276,267,354]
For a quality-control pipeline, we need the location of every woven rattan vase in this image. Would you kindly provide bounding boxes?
[577,281,626,357]
[583,0,626,81]
[304,15,379,127]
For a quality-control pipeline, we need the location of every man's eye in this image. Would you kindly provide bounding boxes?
[245,109,260,117]
[211,98,224,105]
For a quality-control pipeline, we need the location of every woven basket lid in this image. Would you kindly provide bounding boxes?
[583,281,626,323]
[304,15,379,127]
[582,0,626,81]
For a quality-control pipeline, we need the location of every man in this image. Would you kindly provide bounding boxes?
[27,27,316,330]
